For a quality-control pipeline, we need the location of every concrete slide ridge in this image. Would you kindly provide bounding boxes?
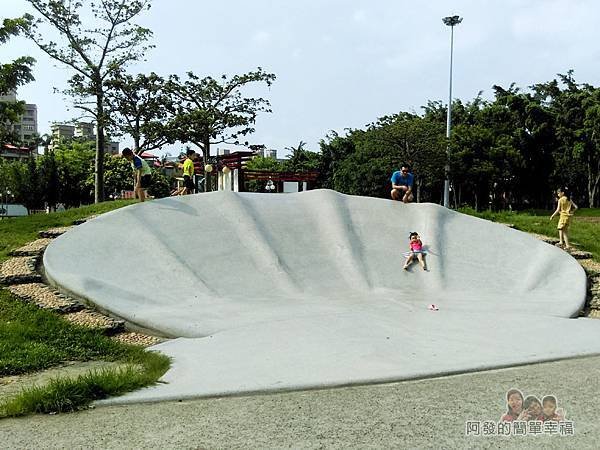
[42,190,600,404]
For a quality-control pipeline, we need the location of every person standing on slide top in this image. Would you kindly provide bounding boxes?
[122,147,152,202]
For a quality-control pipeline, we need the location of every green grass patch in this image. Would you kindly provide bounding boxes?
[0,289,129,375]
[0,354,169,417]
[0,289,170,418]
[0,200,170,418]
[459,208,600,261]
[0,200,134,263]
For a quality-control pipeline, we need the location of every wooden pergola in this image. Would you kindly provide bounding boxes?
[172,150,320,192]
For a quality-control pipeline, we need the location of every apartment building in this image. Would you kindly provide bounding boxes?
[0,92,38,143]
[50,122,119,154]
[0,92,37,161]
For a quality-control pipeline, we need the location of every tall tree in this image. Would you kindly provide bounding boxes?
[23,0,153,202]
[18,156,43,213]
[104,70,173,154]
[318,132,356,190]
[582,88,600,207]
[364,113,446,202]
[55,140,95,206]
[532,72,600,207]
[283,141,321,172]
[0,17,35,147]
[39,149,60,210]
[166,68,276,191]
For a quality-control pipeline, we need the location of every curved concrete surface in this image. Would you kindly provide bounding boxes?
[43,190,600,403]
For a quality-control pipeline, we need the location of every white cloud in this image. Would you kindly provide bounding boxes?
[352,9,367,23]
[511,0,593,38]
[252,30,272,44]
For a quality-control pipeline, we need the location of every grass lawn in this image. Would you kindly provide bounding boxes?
[0,200,170,417]
[460,208,600,261]
[0,200,135,263]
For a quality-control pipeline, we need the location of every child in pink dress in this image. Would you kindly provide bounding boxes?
[403,232,427,271]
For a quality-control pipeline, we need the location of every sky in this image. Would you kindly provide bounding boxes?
[2,0,600,158]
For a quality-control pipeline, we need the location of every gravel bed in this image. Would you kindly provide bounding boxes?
[10,238,53,256]
[529,233,560,244]
[111,331,163,347]
[587,273,600,310]
[579,259,600,276]
[38,226,72,238]
[72,215,98,225]
[63,309,125,335]
[567,249,593,259]
[0,256,41,284]
[7,283,82,313]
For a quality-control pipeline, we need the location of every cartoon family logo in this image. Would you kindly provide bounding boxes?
[465,389,574,437]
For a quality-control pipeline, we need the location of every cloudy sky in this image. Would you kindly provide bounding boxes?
[1,0,599,157]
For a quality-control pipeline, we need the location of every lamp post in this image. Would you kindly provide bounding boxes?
[1,190,11,219]
[442,15,462,208]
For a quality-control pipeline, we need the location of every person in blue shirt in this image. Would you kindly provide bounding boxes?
[390,165,414,203]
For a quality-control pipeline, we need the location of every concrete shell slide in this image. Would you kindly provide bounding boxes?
[44,190,600,404]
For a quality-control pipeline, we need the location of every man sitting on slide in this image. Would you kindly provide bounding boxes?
[390,165,414,203]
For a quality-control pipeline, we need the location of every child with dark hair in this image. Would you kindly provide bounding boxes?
[500,389,523,422]
[542,395,565,422]
[122,147,152,202]
[550,187,578,249]
[403,232,427,271]
[518,395,544,421]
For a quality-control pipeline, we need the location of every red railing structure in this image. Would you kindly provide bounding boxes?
[173,149,320,192]
[242,170,319,182]
[1,144,34,161]
[217,151,256,171]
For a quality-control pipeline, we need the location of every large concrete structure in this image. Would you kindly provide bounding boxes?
[43,190,600,404]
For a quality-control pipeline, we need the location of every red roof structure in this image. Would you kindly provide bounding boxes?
[2,143,31,152]
[140,151,161,168]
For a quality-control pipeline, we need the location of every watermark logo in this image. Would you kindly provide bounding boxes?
[465,389,574,437]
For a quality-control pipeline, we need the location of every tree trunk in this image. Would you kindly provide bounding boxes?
[590,172,599,208]
[134,136,140,154]
[204,139,211,192]
[94,80,105,203]
[134,119,141,154]
[588,155,599,207]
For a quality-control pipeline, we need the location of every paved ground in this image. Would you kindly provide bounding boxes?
[2,355,599,449]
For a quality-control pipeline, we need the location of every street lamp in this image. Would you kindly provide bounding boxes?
[1,190,12,219]
[442,15,462,208]
[265,179,275,193]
